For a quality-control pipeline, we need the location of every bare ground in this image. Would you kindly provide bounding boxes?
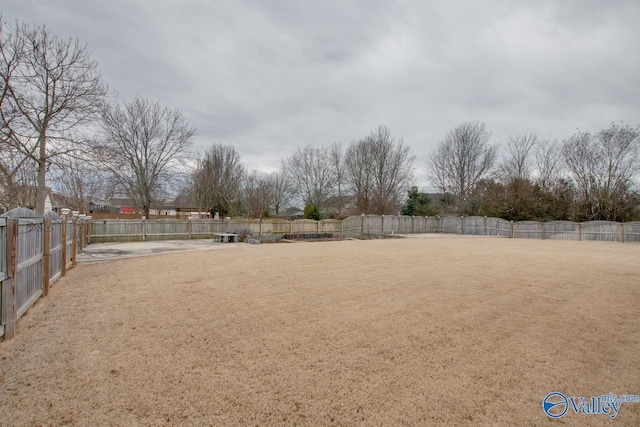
[1,237,639,426]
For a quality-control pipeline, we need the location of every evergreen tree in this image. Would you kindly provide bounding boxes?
[401,187,434,216]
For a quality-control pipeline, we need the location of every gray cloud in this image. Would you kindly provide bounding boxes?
[3,0,639,188]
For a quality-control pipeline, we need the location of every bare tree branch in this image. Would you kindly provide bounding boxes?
[267,168,293,218]
[535,139,561,191]
[49,155,109,212]
[562,123,640,220]
[502,133,537,181]
[0,17,107,213]
[345,126,415,214]
[98,97,195,218]
[244,170,271,218]
[192,143,245,217]
[427,121,498,214]
[284,145,337,213]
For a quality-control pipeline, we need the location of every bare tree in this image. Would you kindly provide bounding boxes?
[502,133,537,181]
[284,145,337,213]
[344,138,374,214]
[562,123,640,221]
[99,97,195,218]
[535,139,562,191]
[0,18,107,213]
[0,145,36,209]
[192,143,245,217]
[345,126,415,214]
[0,18,32,208]
[0,152,38,210]
[427,121,498,214]
[267,168,293,218]
[244,171,273,218]
[49,155,107,212]
[330,142,348,218]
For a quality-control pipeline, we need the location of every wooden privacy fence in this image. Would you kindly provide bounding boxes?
[3,213,639,340]
[1,208,88,340]
[90,218,344,242]
[89,215,640,243]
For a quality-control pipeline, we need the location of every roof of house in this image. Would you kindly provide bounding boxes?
[280,206,304,216]
[322,195,356,208]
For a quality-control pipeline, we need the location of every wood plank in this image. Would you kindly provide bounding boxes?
[2,219,18,340]
[61,219,67,276]
[72,222,77,268]
[42,219,51,297]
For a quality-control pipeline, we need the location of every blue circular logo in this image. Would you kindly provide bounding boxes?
[543,392,568,418]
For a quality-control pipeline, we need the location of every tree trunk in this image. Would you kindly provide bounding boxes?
[35,129,48,214]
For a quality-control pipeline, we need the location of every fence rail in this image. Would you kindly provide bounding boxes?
[1,209,87,341]
[89,215,640,244]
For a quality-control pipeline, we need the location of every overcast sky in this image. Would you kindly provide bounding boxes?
[3,0,639,189]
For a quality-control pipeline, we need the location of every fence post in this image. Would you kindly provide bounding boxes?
[141,219,146,241]
[510,221,515,238]
[484,216,487,235]
[188,219,192,239]
[381,215,384,234]
[411,216,415,234]
[260,218,263,236]
[61,219,67,276]
[2,218,18,340]
[361,214,365,235]
[541,222,546,240]
[577,223,581,241]
[72,221,77,268]
[461,216,464,235]
[437,216,441,233]
[78,222,84,252]
[80,222,86,252]
[620,223,625,243]
[42,219,51,297]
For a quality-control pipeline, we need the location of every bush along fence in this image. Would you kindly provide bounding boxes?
[1,208,89,341]
[89,215,640,244]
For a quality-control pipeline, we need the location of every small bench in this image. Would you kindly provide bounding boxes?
[213,233,239,243]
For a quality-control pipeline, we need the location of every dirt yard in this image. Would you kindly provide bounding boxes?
[1,237,639,426]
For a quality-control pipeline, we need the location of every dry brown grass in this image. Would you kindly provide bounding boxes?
[1,237,639,426]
